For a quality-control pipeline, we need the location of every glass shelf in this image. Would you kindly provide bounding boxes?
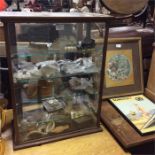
[14,72,99,84]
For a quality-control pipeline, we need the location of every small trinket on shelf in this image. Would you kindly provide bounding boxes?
[43,97,66,113]
[51,125,70,133]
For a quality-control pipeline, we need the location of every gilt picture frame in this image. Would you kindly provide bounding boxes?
[103,38,144,99]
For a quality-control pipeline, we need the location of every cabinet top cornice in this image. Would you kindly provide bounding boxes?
[0,12,114,23]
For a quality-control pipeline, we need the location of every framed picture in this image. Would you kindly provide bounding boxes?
[103,37,144,99]
[109,95,155,135]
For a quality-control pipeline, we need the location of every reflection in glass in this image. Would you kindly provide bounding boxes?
[10,22,103,143]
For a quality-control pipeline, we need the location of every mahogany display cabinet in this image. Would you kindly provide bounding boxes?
[0,12,113,149]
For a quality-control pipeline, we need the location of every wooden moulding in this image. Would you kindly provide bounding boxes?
[0,12,114,23]
[145,43,155,102]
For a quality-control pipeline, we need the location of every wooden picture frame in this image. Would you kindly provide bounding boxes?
[109,94,155,135]
[103,38,144,99]
[145,43,155,102]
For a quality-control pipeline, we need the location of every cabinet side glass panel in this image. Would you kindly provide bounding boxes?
[11,22,103,143]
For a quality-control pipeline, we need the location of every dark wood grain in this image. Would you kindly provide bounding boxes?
[145,43,155,102]
[101,101,155,149]
[0,12,114,23]
[101,0,149,15]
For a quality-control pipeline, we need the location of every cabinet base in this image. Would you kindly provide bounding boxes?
[13,126,102,150]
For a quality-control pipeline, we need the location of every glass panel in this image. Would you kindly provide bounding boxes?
[10,22,104,143]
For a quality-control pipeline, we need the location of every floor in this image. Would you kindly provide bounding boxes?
[2,126,130,155]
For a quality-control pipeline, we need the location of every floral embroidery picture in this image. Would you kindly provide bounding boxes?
[105,49,134,88]
[107,54,130,80]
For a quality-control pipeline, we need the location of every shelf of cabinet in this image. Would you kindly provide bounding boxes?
[14,72,99,84]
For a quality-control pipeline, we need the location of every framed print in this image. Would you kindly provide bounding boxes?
[110,95,155,135]
[103,38,144,99]
[105,49,134,88]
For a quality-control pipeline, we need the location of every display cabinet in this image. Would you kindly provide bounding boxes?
[0,12,113,149]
